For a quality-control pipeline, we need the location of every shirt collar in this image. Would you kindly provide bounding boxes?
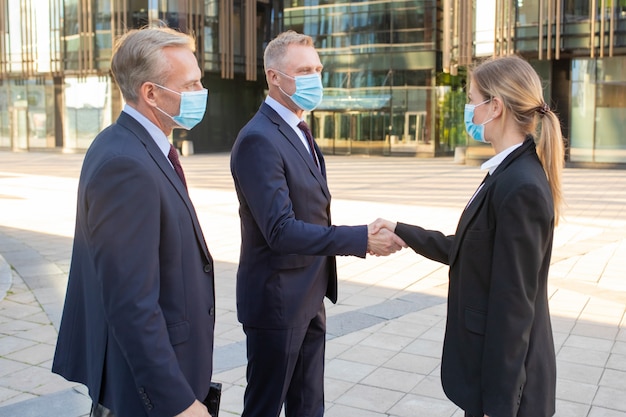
[122,104,172,159]
[265,96,304,130]
[481,142,524,175]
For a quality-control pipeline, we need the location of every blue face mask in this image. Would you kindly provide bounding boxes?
[154,84,208,130]
[274,70,324,111]
[464,99,493,143]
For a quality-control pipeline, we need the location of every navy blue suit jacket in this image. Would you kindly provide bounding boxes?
[52,112,215,417]
[230,102,368,329]
[395,139,556,417]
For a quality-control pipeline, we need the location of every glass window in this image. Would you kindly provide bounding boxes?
[95,0,113,69]
[285,0,438,156]
[517,0,540,25]
[64,77,112,150]
[24,81,48,149]
[204,0,220,71]
[563,0,590,22]
[570,59,596,162]
[594,58,626,163]
[0,83,9,148]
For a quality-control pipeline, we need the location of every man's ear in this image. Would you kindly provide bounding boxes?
[140,82,158,106]
[266,69,280,87]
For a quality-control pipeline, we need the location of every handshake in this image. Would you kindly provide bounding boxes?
[366,218,407,256]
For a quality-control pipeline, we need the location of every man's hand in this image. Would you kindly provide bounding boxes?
[369,218,398,235]
[367,220,406,256]
[174,400,211,417]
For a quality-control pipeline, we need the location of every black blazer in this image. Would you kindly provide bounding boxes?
[53,112,215,417]
[395,139,556,417]
[230,102,367,329]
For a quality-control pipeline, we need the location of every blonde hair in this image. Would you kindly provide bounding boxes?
[471,55,564,224]
[111,26,196,103]
[263,30,314,73]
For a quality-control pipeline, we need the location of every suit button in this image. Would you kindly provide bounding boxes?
[204,264,212,273]
[209,307,215,316]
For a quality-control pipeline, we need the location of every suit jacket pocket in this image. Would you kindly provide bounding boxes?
[167,321,190,345]
[465,307,487,335]
[270,254,315,270]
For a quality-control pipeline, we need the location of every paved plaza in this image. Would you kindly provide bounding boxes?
[0,150,625,417]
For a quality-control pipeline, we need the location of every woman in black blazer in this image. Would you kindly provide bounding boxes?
[373,56,564,417]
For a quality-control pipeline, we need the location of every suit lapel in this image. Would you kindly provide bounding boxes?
[448,173,491,265]
[260,103,331,200]
[448,139,535,265]
[116,112,212,264]
[117,113,184,193]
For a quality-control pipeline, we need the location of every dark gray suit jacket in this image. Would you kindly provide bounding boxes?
[396,138,556,417]
[53,112,215,417]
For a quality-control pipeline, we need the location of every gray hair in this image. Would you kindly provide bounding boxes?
[111,26,196,103]
[264,30,314,72]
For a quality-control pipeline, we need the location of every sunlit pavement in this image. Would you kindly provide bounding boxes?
[0,151,625,417]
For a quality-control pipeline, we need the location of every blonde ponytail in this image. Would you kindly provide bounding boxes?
[536,110,564,225]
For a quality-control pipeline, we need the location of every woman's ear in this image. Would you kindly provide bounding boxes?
[490,97,504,119]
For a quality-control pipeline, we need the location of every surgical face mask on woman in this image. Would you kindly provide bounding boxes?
[153,83,208,130]
[464,99,493,143]
[273,69,324,112]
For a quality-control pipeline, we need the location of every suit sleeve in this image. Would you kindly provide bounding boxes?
[86,155,195,417]
[481,183,553,417]
[231,131,367,257]
[395,222,453,265]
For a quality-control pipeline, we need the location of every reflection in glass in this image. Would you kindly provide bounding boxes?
[64,77,112,150]
[570,57,626,163]
[286,0,440,155]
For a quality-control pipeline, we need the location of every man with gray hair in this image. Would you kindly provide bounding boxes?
[231,30,405,417]
[53,26,215,417]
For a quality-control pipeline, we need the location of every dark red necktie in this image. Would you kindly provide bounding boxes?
[297,121,319,168]
[168,144,187,188]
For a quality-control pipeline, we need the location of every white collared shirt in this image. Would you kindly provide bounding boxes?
[466,142,524,208]
[481,142,524,175]
[265,96,312,154]
[122,104,174,169]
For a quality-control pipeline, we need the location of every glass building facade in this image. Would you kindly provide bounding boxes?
[284,0,460,157]
[512,0,626,164]
[283,0,626,163]
[0,0,275,153]
[1,0,625,165]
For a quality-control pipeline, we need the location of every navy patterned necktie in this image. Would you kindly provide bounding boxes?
[297,121,319,168]
[168,144,187,188]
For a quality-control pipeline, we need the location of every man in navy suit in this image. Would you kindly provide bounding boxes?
[230,31,405,417]
[53,27,215,417]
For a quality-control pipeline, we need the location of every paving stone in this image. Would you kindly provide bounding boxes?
[1,153,626,416]
[593,386,626,412]
[5,342,55,366]
[0,387,90,417]
[334,384,405,413]
[387,393,458,417]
